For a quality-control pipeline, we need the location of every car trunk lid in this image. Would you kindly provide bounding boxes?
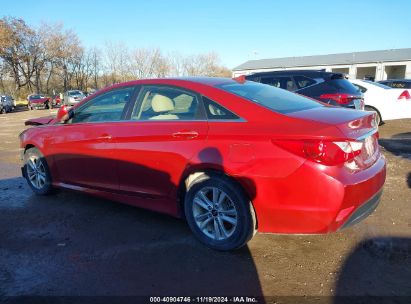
[284,107,379,169]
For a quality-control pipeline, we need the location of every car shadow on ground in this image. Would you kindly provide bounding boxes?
[0,148,264,300]
[334,237,411,303]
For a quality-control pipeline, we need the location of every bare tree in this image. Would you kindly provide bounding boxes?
[130,48,169,79]
[1,16,232,98]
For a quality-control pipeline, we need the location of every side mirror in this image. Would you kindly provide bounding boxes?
[56,105,71,123]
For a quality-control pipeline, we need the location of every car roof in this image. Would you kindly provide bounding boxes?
[110,77,237,89]
[246,69,345,79]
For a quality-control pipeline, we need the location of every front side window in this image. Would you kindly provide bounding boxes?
[132,86,201,121]
[71,87,134,123]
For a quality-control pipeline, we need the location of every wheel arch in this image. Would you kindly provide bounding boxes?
[24,144,36,152]
[177,166,258,228]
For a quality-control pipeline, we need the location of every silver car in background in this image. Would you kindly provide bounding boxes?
[63,90,85,106]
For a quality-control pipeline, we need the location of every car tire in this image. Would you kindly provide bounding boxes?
[23,147,54,195]
[184,173,256,251]
[0,108,5,114]
[365,106,383,126]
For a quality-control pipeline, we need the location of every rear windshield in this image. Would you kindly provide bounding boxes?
[69,90,83,96]
[216,81,322,114]
[30,95,44,99]
[328,79,360,94]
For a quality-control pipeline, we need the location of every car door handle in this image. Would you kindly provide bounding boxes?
[172,131,199,139]
[97,134,112,141]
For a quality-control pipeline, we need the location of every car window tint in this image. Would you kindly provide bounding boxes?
[352,84,367,93]
[71,87,134,123]
[294,76,316,89]
[261,76,296,91]
[217,81,322,114]
[203,97,239,120]
[391,81,407,89]
[328,79,360,94]
[132,86,200,121]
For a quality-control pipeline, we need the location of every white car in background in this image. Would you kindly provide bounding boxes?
[63,90,86,106]
[349,79,411,125]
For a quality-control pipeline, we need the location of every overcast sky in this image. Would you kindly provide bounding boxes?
[2,0,411,68]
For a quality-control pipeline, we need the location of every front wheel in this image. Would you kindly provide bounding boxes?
[184,174,256,251]
[24,147,54,195]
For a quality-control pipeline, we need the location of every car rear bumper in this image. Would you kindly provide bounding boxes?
[249,154,386,234]
[339,189,382,230]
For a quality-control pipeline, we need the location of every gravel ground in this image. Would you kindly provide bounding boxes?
[0,107,410,303]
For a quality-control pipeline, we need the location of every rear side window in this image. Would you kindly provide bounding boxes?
[261,76,297,91]
[216,81,322,114]
[132,86,201,121]
[203,97,239,120]
[294,76,316,89]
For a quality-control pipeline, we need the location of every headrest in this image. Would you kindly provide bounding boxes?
[152,95,174,113]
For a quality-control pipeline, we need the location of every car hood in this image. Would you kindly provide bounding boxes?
[25,116,55,126]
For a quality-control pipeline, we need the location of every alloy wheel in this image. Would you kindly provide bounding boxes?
[26,155,47,189]
[192,186,238,241]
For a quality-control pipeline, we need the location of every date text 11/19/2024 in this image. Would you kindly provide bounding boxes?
[150,296,258,303]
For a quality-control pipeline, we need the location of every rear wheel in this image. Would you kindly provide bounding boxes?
[184,174,256,251]
[24,147,54,195]
[365,105,382,126]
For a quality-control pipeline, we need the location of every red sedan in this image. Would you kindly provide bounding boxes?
[20,77,386,250]
[27,94,51,110]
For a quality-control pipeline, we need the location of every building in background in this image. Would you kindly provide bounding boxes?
[233,48,411,81]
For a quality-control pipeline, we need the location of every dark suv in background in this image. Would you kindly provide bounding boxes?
[377,79,411,89]
[245,70,364,110]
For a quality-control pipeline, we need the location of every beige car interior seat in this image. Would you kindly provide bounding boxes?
[149,94,179,120]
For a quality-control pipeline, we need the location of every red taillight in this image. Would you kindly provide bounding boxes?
[272,139,363,166]
[398,90,410,100]
[233,75,246,83]
[319,93,359,105]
